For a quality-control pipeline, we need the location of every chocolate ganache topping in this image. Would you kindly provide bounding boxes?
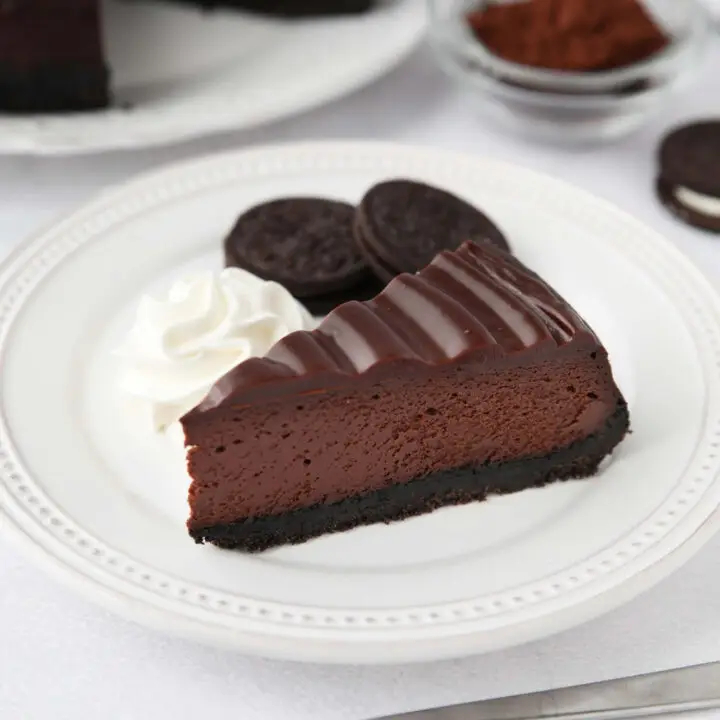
[185,241,595,414]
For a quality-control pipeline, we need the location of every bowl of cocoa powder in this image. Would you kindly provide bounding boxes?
[427,0,713,144]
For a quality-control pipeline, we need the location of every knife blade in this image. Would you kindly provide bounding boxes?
[377,661,720,720]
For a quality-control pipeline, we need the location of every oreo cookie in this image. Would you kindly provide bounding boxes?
[224,197,372,308]
[656,121,720,233]
[356,179,510,279]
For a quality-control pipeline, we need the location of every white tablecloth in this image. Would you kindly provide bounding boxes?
[2,35,720,720]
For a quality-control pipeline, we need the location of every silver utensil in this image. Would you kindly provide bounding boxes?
[374,661,720,720]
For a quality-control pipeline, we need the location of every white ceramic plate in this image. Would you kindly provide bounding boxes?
[2,141,720,664]
[0,0,424,155]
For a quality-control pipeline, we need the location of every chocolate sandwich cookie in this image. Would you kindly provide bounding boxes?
[656,121,720,233]
[356,179,510,280]
[224,197,372,307]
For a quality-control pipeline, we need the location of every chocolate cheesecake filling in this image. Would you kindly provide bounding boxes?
[189,402,628,552]
[186,348,619,526]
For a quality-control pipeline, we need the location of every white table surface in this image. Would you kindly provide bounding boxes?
[2,33,720,720]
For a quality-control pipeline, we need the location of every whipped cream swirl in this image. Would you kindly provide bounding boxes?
[116,268,315,431]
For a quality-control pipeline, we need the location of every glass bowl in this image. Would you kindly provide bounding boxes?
[427,0,713,145]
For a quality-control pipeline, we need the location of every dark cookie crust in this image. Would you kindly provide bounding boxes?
[656,176,720,234]
[659,121,720,197]
[357,179,510,278]
[224,197,370,298]
[189,400,629,552]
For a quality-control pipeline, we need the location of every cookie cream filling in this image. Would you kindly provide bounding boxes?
[116,268,315,431]
[675,186,720,217]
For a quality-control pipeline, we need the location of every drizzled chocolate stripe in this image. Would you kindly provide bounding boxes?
[188,241,592,413]
[370,292,449,364]
[464,242,589,341]
[384,274,497,359]
[432,250,553,351]
[266,331,344,374]
[321,302,422,371]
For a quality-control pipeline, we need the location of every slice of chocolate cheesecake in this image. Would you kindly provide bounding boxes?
[182,241,629,552]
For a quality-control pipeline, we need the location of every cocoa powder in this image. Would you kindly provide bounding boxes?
[468,0,670,73]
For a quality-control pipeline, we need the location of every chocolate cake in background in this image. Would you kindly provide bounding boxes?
[0,0,109,113]
[0,0,375,113]
[182,240,629,552]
